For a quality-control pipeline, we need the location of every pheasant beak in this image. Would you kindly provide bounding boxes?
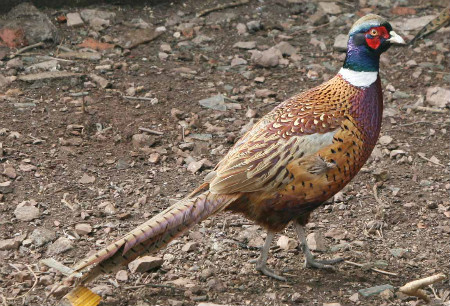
[387,31,405,44]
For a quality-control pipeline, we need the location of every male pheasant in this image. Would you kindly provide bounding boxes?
[53,14,405,305]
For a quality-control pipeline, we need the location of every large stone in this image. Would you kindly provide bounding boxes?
[358,284,394,297]
[14,203,40,221]
[1,3,60,45]
[250,48,280,68]
[30,228,56,246]
[233,41,256,50]
[306,232,327,251]
[0,238,20,250]
[277,235,298,250]
[426,87,450,108]
[318,2,342,14]
[128,256,163,273]
[333,34,348,51]
[274,41,297,56]
[46,237,73,255]
[66,13,84,27]
[75,223,92,235]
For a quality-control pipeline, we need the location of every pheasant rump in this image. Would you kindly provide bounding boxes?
[54,14,405,305]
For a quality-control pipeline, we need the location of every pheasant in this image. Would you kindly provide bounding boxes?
[52,14,405,305]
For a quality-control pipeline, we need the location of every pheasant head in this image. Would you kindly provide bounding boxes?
[343,14,405,73]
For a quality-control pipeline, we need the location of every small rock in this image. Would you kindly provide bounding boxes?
[246,108,257,118]
[14,203,40,221]
[199,94,227,111]
[276,235,298,250]
[160,43,172,52]
[349,293,359,302]
[0,238,20,250]
[358,284,394,297]
[246,20,262,32]
[379,135,393,145]
[251,49,280,67]
[78,173,95,184]
[132,133,155,149]
[75,223,92,235]
[274,41,297,56]
[233,41,256,49]
[306,232,327,251]
[333,192,344,203]
[0,181,13,194]
[292,292,303,302]
[323,303,341,306]
[148,153,160,164]
[187,159,205,173]
[128,256,163,273]
[390,149,406,158]
[2,166,16,179]
[159,52,169,61]
[236,23,247,34]
[66,12,84,27]
[426,87,450,108]
[231,57,247,67]
[255,89,276,98]
[6,58,23,69]
[309,11,329,26]
[333,34,348,51]
[47,237,74,255]
[91,285,113,297]
[324,228,347,240]
[379,289,394,300]
[116,270,128,282]
[182,242,200,252]
[30,228,56,246]
[389,248,407,258]
[90,74,111,88]
[318,2,342,14]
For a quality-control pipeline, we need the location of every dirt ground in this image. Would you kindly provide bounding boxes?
[0,0,449,305]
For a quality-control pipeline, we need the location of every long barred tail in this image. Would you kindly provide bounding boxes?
[60,190,240,306]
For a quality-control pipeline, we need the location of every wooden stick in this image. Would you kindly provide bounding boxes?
[138,127,164,135]
[344,260,398,276]
[372,182,385,207]
[399,273,446,302]
[13,42,44,56]
[196,0,249,17]
[40,258,82,277]
[417,153,445,167]
[122,95,157,102]
[409,106,448,113]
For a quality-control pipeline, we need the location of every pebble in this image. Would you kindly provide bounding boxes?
[75,223,92,235]
[274,41,297,56]
[199,94,227,111]
[379,135,393,145]
[236,23,247,34]
[78,173,96,184]
[255,89,276,98]
[389,248,407,258]
[187,159,205,173]
[66,12,84,27]
[230,57,247,67]
[318,2,342,14]
[246,20,262,32]
[233,41,256,49]
[0,238,21,250]
[306,232,327,251]
[46,237,74,255]
[91,284,113,297]
[30,228,56,246]
[358,284,394,297]
[116,270,128,282]
[14,202,40,221]
[2,166,16,179]
[333,34,348,51]
[182,242,200,252]
[276,235,298,250]
[426,87,450,108]
[128,256,163,273]
[251,48,280,67]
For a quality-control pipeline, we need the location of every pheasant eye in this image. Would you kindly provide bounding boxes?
[370,29,378,36]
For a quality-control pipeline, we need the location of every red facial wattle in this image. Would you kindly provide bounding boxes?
[365,26,390,49]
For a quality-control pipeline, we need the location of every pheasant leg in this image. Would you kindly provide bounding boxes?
[294,222,343,269]
[255,231,286,281]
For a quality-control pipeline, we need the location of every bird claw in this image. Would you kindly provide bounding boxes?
[256,264,287,281]
[304,256,343,270]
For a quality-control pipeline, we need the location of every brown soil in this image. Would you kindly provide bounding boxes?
[0,1,449,306]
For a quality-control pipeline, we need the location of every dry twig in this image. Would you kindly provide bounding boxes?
[344,260,398,276]
[196,0,249,17]
[138,127,164,135]
[13,42,44,56]
[372,182,385,207]
[399,273,446,302]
